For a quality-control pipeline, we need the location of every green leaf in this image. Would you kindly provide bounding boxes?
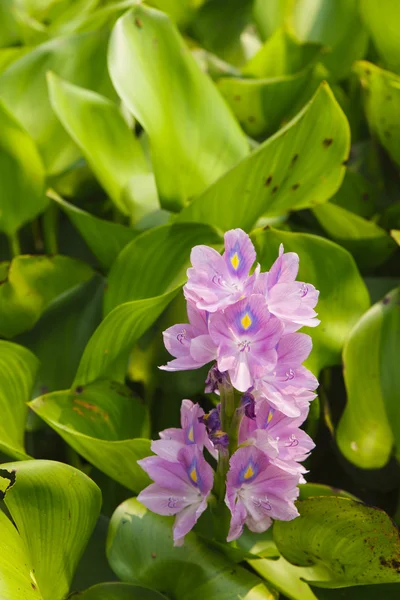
[289,0,368,80]
[74,288,179,386]
[0,100,46,236]
[243,28,323,78]
[147,0,204,28]
[337,288,399,468]
[0,459,101,600]
[29,380,151,493]
[361,0,400,73]
[253,0,294,40]
[330,170,376,218]
[273,496,400,586]
[104,223,222,315]
[0,507,40,599]
[107,497,277,599]
[49,191,138,270]
[298,483,358,501]
[0,27,114,175]
[108,4,248,211]
[312,202,397,269]
[354,61,400,168]
[72,582,168,599]
[392,230,400,245]
[218,69,317,138]
[0,255,94,338]
[47,73,159,221]
[251,227,370,372]
[16,275,103,397]
[0,341,38,459]
[178,83,350,230]
[314,584,400,599]
[249,555,318,600]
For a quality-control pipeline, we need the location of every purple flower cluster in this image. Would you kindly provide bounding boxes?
[138,229,319,545]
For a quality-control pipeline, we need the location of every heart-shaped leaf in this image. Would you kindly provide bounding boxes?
[0,340,38,459]
[49,191,138,270]
[0,255,94,338]
[337,287,400,468]
[251,227,370,372]
[107,497,277,599]
[0,460,101,600]
[29,380,151,492]
[0,100,46,236]
[48,73,158,221]
[273,496,400,587]
[178,83,350,230]
[108,4,248,211]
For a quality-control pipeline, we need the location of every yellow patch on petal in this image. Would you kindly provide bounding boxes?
[187,426,194,442]
[230,252,240,270]
[267,411,274,424]
[241,313,252,330]
[189,466,198,483]
[243,464,254,480]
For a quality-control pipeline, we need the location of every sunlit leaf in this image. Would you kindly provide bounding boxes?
[0,100,46,236]
[0,460,101,600]
[361,0,400,73]
[273,496,400,586]
[251,228,369,372]
[178,84,350,230]
[0,341,38,459]
[337,288,400,468]
[48,73,158,221]
[107,497,277,599]
[0,255,94,338]
[108,4,248,211]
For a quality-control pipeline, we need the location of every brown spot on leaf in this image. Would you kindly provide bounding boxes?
[248,116,255,123]
[265,175,272,186]
[272,186,278,194]
[234,95,241,101]
[291,154,299,166]
[382,296,390,305]
[152,552,157,559]
[292,183,300,191]
[135,17,143,28]
[323,138,333,147]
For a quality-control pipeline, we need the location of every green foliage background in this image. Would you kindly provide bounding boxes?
[0,1,399,599]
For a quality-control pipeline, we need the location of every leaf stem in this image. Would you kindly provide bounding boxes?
[43,203,59,255]
[8,231,21,257]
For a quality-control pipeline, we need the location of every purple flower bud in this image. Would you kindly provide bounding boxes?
[241,392,256,420]
[209,430,229,449]
[205,365,229,394]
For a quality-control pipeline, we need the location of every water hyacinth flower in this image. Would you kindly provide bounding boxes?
[140,228,319,544]
[138,445,214,546]
[225,445,300,541]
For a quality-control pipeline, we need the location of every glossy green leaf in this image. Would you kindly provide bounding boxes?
[0,341,38,460]
[249,555,318,600]
[107,497,277,599]
[0,460,101,600]
[298,483,358,501]
[48,73,159,221]
[75,583,168,599]
[104,223,222,314]
[252,228,370,372]
[29,380,151,493]
[312,203,397,269]
[0,507,40,600]
[290,0,368,80]
[147,0,204,28]
[178,83,350,230]
[108,4,248,211]
[253,0,294,40]
[0,255,94,338]
[190,0,253,66]
[218,70,317,138]
[0,100,46,236]
[337,288,400,468]
[0,27,113,175]
[354,61,400,167]
[361,0,400,73]
[49,191,138,270]
[243,28,323,78]
[330,170,376,218]
[274,497,400,586]
[17,275,103,397]
[74,288,179,386]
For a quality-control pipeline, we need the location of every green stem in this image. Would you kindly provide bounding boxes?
[8,231,21,257]
[43,203,59,255]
